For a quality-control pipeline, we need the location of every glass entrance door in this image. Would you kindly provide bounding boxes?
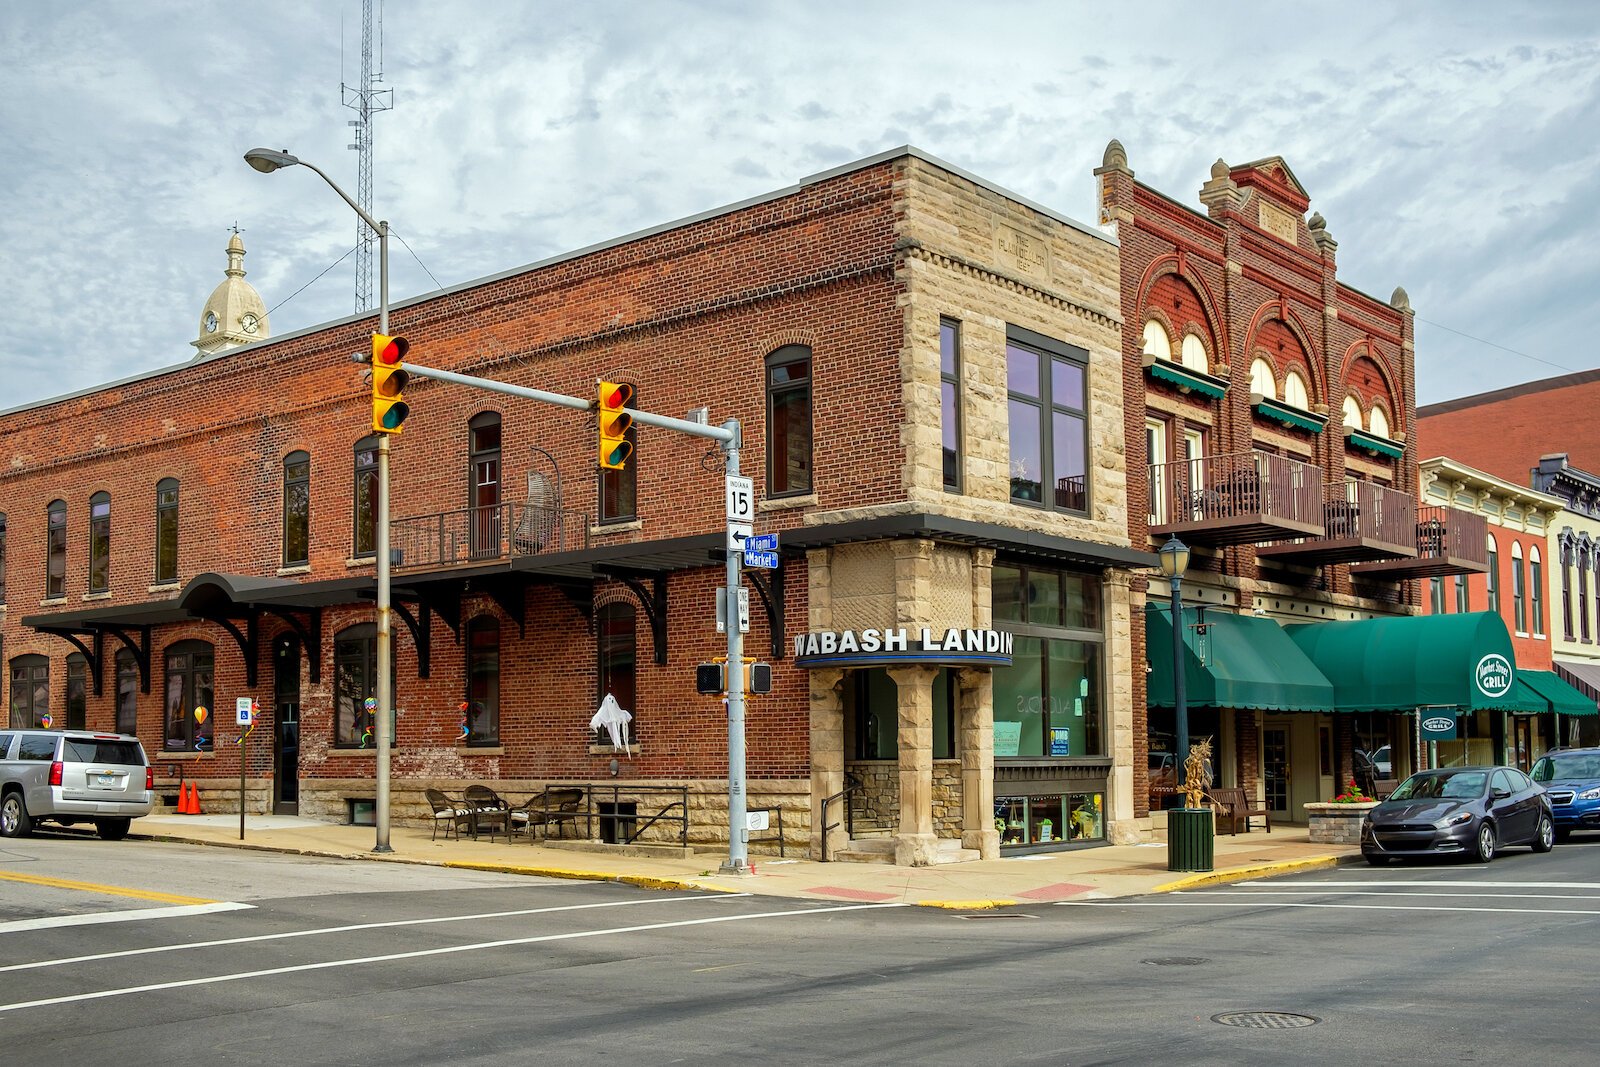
[273,634,301,815]
[1264,724,1291,820]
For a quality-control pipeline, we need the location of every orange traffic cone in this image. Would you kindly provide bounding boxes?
[178,782,193,814]
[189,782,203,815]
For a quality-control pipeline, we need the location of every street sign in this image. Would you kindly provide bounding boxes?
[725,475,754,523]
[745,532,778,553]
[728,522,753,552]
[716,587,751,633]
[742,549,779,569]
[235,696,255,726]
[747,810,769,832]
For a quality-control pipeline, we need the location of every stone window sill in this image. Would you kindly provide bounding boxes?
[591,519,643,536]
[760,493,816,512]
[277,565,312,577]
[458,746,505,756]
[83,592,112,602]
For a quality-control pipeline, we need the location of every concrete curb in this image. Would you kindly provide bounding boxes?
[438,860,736,895]
[1150,852,1359,893]
[914,899,1018,910]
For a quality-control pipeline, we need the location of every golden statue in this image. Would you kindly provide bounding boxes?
[1181,737,1212,810]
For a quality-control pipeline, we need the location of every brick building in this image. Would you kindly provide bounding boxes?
[0,147,1153,863]
[1097,141,1500,822]
[1416,371,1600,484]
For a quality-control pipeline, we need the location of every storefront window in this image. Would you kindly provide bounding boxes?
[995,792,1104,846]
[992,562,1104,760]
[848,668,956,760]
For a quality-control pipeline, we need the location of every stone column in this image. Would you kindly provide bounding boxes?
[887,664,939,866]
[1103,568,1142,843]
[808,668,847,860]
[957,667,999,858]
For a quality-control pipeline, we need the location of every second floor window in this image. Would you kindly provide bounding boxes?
[1486,537,1500,616]
[354,437,378,558]
[46,499,66,598]
[941,320,962,491]
[600,388,638,523]
[88,492,111,593]
[1531,548,1544,637]
[1006,327,1089,514]
[1580,545,1592,643]
[1512,543,1527,634]
[9,654,48,729]
[1562,541,1575,638]
[155,478,179,584]
[469,412,502,558]
[464,615,501,746]
[767,346,813,496]
[164,641,215,753]
[283,451,310,567]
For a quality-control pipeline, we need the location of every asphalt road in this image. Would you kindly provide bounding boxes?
[2,830,1598,1065]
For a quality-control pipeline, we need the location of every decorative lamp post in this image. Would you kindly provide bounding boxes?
[245,147,396,854]
[1156,536,1191,777]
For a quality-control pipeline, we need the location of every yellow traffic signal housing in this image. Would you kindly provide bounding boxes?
[371,333,410,434]
[598,381,634,469]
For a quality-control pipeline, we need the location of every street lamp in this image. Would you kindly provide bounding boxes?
[1156,536,1191,779]
[245,146,396,854]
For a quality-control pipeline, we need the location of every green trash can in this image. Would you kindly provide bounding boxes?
[1167,807,1215,872]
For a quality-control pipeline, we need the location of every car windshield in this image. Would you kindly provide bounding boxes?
[1389,771,1487,801]
[1532,754,1600,783]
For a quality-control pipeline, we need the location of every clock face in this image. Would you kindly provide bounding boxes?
[241,313,260,335]
[204,311,218,333]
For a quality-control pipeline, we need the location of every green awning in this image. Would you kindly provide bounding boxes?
[1145,604,1335,712]
[1518,669,1598,717]
[1284,611,1519,713]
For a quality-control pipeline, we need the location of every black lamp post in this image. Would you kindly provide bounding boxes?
[1157,536,1191,778]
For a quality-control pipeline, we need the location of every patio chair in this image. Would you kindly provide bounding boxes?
[426,788,473,842]
[511,787,587,841]
[464,784,512,841]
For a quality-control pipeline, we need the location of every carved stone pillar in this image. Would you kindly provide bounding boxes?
[808,668,847,860]
[887,664,939,866]
[957,667,999,858]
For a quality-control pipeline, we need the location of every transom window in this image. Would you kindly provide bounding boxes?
[1284,371,1310,410]
[1370,406,1391,439]
[1342,396,1363,430]
[1179,333,1208,373]
[766,346,813,497]
[1141,321,1172,361]
[1249,358,1276,398]
[1006,327,1089,514]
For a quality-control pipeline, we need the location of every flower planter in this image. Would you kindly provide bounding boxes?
[1304,801,1379,845]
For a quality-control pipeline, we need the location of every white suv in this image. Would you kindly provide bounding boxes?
[0,729,154,840]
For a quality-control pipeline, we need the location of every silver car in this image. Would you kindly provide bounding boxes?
[0,729,154,840]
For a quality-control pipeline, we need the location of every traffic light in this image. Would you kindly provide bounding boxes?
[598,381,633,469]
[371,333,410,434]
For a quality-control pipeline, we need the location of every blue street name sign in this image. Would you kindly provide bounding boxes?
[745,533,779,552]
[742,549,780,569]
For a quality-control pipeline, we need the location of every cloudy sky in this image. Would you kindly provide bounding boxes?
[2,1,1596,412]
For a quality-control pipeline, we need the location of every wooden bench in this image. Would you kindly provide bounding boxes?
[1208,787,1271,835]
[1372,778,1399,801]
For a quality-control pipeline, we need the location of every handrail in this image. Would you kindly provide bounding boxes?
[584,783,689,846]
[747,806,787,857]
[819,771,863,862]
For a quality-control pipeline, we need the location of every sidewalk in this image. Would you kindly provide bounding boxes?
[134,814,1360,907]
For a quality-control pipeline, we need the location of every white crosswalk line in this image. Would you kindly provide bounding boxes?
[0,902,252,935]
[1237,880,1600,889]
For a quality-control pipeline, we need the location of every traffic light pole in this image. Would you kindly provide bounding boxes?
[400,361,752,874]
[374,217,393,853]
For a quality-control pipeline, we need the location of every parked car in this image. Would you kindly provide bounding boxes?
[1360,765,1553,865]
[1530,747,1600,841]
[0,729,153,840]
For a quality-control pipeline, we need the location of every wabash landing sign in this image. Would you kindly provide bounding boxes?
[793,628,1015,669]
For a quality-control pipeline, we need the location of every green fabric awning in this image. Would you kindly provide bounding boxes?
[1145,604,1335,712]
[1518,669,1598,717]
[1284,611,1519,714]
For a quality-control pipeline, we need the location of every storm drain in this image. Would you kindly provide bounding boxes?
[1211,1011,1319,1029]
[1141,956,1209,967]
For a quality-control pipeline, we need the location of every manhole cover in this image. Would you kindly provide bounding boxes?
[1212,1011,1320,1029]
[1141,956,1209,967]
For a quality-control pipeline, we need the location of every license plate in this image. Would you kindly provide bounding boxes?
[97,773,118,786]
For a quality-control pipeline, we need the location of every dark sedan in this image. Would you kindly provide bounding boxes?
[1361,765,1554,865]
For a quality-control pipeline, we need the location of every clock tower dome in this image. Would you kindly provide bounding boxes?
[192,230,270,358]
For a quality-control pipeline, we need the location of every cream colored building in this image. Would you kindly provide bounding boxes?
[1531,453,1600,745]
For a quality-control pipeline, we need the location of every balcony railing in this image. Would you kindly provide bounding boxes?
[1256,480,1417,566]
[1148,449,1324,546]
[391,503,591,571]
[1350,505,1490,579]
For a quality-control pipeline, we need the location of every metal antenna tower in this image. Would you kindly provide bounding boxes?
[342,0,393,313]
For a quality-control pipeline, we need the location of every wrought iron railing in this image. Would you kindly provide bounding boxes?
[1320,480,1417,549]
[1414,505,1488,565]
[1147,449,1323,528]
[390,503,590,570]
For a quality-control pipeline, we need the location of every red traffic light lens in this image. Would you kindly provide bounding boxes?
[601,382,633,410]
[375,335,410,366]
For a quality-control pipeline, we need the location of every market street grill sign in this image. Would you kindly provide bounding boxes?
[793,628,1015,668]
[1475,653,1513,699]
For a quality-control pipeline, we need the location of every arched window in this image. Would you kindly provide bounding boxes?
[9,653,48,729]
[1342,396,1364,430]
[1512,541,1527,634]
[1179,333,1208,373]
[115,648,139,735]
[88,491,111,593]
[282,451,310,567]
[334,622,381,748]
[1486,534,1501,616]
[1249,358,1276,398]
[163,639,214,753]
[767,346,813,496]
[1141,320,1172,361]
[1369,406,1391,439]
[468,412,502,557]
[46,498,67,598]
[353,436,378,558]
[600,386,638,523]
[596,602,637,746]
[155,478,179,584]
[65,652,88,729]
[464,615,500,746]
[1530,545,1544,637]
[1284,372,1310,410]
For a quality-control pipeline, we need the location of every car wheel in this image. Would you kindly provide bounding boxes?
[0,792,31,838]
[1531,813,1555,853]
[1364,852,1390,866]
[95,818,131,842]
[1471,821,1496,863]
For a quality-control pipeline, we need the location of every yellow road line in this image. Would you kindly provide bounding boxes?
[0,870,217,906]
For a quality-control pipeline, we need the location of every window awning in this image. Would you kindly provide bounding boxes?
[1145,604,1335,712]
[1284,611,1520,714]
[1519,669,1598,717]
[1554,659,1600,706]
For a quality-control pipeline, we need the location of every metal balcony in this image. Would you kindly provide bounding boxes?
[1255,480,1418,566]
[1349,506,1490,579]
[1147,450,1324,546]
[390,503,591,571]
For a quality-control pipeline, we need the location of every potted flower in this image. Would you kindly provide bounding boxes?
[1305,778,1380,844]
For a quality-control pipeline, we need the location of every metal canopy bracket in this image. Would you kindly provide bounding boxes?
[205,613,261,689]
[258,606,323,684]
[744,561,787,659]
[607,570,668,665]
[102,625,153,694]
[39,627,106,696]
[391,599,434,678]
